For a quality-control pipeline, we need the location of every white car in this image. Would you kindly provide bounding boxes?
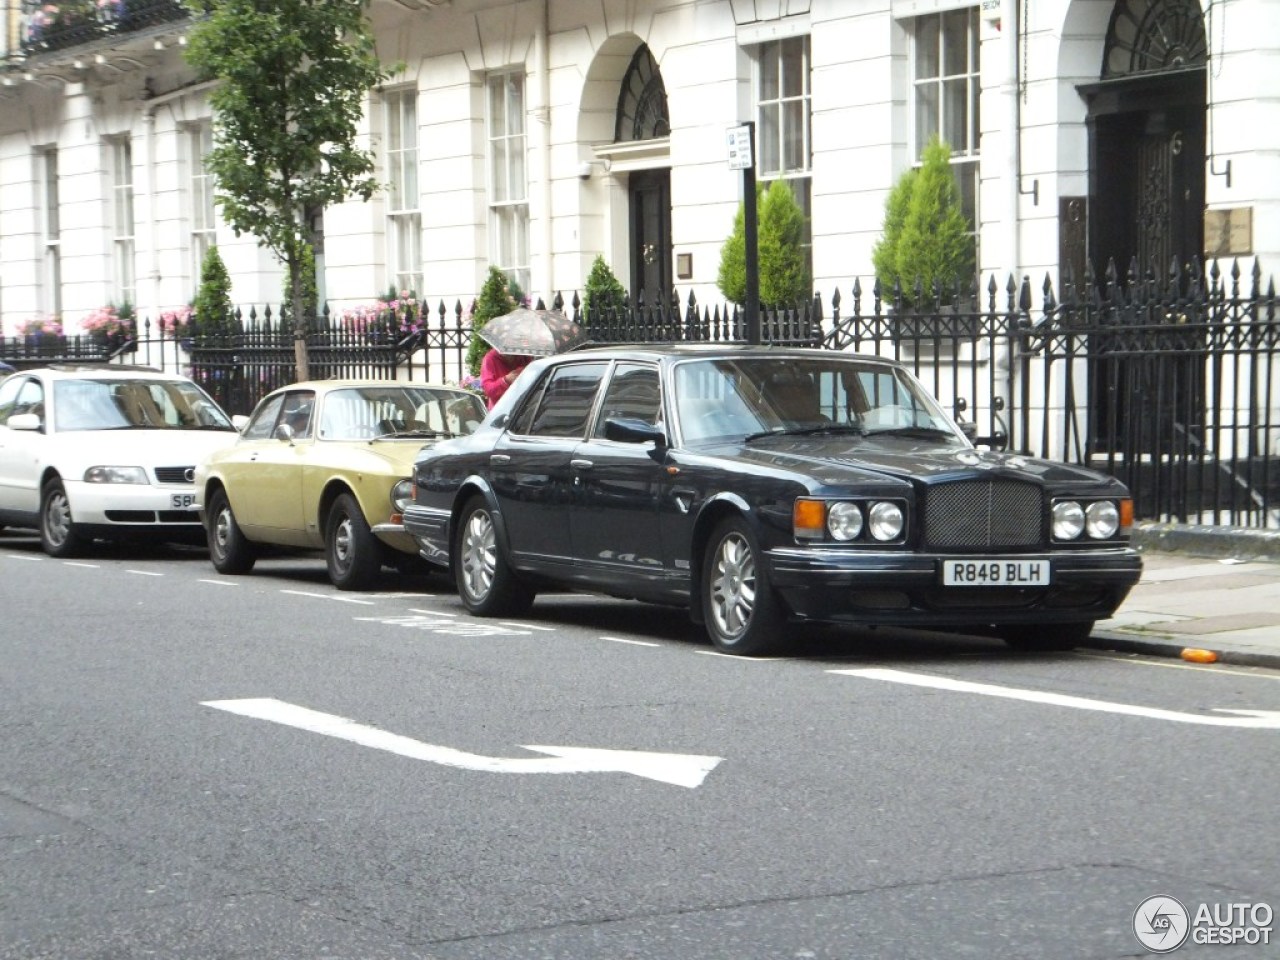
[0,365,243,556]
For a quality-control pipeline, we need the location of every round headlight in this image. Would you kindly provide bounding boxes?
[827,502,864,541]
[867,501,904,541]
[1053,500,1085,540]
[390,479,414,514]
[1085,500,1120,539]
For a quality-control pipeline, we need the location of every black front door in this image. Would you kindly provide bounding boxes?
[628,170,672,306]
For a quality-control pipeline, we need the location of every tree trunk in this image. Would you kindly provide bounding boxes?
[290,260,310,382]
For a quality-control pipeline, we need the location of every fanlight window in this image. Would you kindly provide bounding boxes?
[1102,0,1207,78]
[614,45,670,142]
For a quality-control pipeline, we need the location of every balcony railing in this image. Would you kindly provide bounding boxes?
[20,0,189,56]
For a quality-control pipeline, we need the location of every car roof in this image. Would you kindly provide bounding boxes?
[266,379,471,393]
[558,343,902,367]
[18,364,190,382]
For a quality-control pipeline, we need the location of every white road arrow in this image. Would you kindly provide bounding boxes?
[832,668,1280,730]
[202,698,722,788]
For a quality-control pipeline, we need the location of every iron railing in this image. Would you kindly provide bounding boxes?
[3,258,1277,527]
[19,0,188,56]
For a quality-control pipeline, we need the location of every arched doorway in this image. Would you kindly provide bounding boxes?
[1076,0,1209,458]
[614,45,672,303]
[1079,0,1207,275]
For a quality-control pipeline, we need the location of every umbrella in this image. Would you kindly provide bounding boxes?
[476,307,588,357]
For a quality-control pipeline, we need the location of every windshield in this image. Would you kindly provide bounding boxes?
[53,378,235,432]
[317,386,486,441]
[672,357,963,445]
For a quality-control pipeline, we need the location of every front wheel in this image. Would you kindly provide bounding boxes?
[207,488,257,575]
[454,497,534,617]
[40,478,85,558]
[326,493,381,591]
[701,517,787,656]
[999,621,1094,652]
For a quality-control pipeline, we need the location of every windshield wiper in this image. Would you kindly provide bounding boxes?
[865,425,957,440]
[743,423,866,442]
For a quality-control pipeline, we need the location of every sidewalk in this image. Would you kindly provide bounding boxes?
[1085,522,1280,668]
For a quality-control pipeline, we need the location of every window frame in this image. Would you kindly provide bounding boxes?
[754,36,813,280]
[108,137,136,308]
[39,147,60,318]
[188,123,216,285]
[486,70,530,296]
[383,87,422,297]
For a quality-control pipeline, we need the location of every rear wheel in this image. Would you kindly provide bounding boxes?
[325,493,381,591]
[40,478,85,558]
[999,621,1094,652]
[207,488,257,575]
[701,517,787,656]
[454,496,534,616]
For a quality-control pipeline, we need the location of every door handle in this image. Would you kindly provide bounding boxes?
[490,454,511,465]
[570,459,593,470]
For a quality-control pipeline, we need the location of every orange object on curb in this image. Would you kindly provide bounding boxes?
[1181,648,1219,664]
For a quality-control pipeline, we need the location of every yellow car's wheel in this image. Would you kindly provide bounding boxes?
[326,493,380,591]
[207,488,257,575]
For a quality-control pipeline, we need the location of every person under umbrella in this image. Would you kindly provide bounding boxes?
[476,307,588,408]
[480,347,532,408]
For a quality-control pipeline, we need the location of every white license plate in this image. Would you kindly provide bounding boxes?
[942,559,1050,587]
[170,493,197,510]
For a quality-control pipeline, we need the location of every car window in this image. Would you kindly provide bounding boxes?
[517,362,609,438]
[47,378,233,432]
[279,391,316,439]
[593,363,661,437]
[242,395,286,440]
[0,375,36,426]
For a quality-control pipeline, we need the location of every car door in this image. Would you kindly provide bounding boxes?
[488,361,608,570]
[569,362,672,594]
[0,374,47,516]
[220,391,312,540]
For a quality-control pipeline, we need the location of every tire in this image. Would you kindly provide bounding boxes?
[325,493,381,591]
[701,517,787,656]
[453,496,534,617]
[40,478,86,558]
[207,488,257,575]
[1000,621,1094,652]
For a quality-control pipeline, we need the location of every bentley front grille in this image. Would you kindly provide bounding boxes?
[923,480,1043,550]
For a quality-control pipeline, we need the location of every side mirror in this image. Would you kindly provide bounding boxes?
[7,413,42,432]
[603,417,666,446]
[959,420,978,442]
[273,422,296,443]
[232,415,250,432]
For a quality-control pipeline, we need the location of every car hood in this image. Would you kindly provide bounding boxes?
[51,429,241,470]
[697,436,1117,489]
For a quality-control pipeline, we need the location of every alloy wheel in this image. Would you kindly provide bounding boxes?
[709,531,756,639]
[459,509,497,602]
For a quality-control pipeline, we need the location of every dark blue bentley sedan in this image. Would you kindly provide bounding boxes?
[404,345,1142,655]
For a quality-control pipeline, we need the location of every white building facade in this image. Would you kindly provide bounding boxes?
[0,0,1276,335]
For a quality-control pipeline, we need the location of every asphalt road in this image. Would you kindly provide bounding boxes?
[2,532,1278,959]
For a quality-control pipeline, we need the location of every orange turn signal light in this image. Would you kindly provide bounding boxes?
[1119,498,1134,530]
[793,499,825,538]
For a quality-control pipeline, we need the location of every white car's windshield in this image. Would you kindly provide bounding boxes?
[53,378,235,432]
[672,357,962,444]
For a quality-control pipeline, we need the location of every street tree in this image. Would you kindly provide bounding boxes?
[183,0,390,380]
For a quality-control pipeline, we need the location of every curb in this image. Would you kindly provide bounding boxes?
[1132,521,1280,563]
[1084,629,1280,671]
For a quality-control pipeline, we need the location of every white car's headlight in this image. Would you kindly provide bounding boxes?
[84,466,148,484]
[868,501,904,541]
[1085,500,1120,539]
[1053,500,1085,540]
[390,479,414,514]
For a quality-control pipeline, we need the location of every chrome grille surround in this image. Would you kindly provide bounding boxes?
[923,480,1043,550]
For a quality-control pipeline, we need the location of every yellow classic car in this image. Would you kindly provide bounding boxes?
[195,380,486,589]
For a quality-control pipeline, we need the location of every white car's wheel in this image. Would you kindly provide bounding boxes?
[40,478,85,558]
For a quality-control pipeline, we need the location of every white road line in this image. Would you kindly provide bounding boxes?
[409,608,457,616]
[63,562,100,569]
[600,636,660,647]
[503,622,556,631]
[126,569,164,577]
[198,578,239,586]
[696,650,789,661]
[833,667,1280,729]
[6,554,43,561]
[279,589,375,604]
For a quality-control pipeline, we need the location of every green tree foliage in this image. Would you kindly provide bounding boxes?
[717,179,811,305]
[581,255,628,321]
[192,246,233,337]
[279,241,318,327]
[183,0,390,380]
[873,137,974,303]
[466,266,518,376]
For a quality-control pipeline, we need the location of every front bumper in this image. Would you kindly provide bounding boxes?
[767,545,1143,628]
[67,480,203,531]
[402,503,452,567]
